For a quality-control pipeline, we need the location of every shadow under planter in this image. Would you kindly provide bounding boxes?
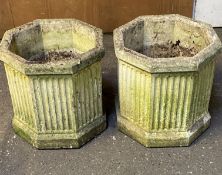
[0,19,106,149]
[114,14,222,147]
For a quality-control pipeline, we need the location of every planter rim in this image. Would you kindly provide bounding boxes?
[114,14,222,73]
[0,19,104,75]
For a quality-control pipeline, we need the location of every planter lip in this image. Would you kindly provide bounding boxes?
[114,14,222,73]
[0,18,104,75]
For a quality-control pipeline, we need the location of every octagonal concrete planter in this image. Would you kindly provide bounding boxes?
[0,19,106,149]
[114,15,222,147]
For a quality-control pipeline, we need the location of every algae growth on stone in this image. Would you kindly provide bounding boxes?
[114,14,222,147]
[0,19,106,149]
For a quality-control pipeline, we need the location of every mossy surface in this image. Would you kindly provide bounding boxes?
[0,19,105,149]
[114,15,222,147]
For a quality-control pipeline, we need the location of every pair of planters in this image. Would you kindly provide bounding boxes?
[0,15,221,149]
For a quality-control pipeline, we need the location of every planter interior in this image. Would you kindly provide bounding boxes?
[9,21,96,63]
[114,15,222,147]
[0,19,106,149]
[123,17,210,59]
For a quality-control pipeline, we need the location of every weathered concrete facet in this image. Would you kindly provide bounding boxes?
[114,14,222,147]
[0,19,106,149]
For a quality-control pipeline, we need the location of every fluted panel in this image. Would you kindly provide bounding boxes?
[5,64,35,129]
[31,75,75,132]
[190,61,215,125]
[119,61,151,130]
[119,59,215,133]
[144,61,214,131]
[74,62,103,130]
[6,61,103,133]
[150,74,194,131]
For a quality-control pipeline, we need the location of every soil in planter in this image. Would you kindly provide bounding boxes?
[28,50,79,63]
[141,40,198,58]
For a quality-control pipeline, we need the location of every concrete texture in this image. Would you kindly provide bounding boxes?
[0,19,106,149]
[114,15,222,147]
[0,30,222,174]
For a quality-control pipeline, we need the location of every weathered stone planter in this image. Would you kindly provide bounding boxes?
[114,15,222,147]
[0,19,106,149]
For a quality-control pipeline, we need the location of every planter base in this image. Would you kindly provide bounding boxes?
[12,115,106,149]
[115,98,210,147]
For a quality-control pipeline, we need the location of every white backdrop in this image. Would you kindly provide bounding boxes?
[194,0,222,27]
